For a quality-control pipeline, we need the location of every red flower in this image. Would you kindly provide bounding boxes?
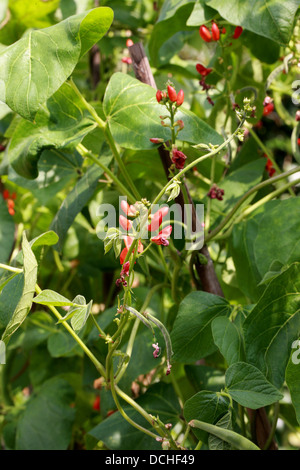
[121,200,137,217]
[263,102,274,116]
[199,25,212,42]
[172,148,187,170]
[93,396,101,411]
[196,63,212,77]
[156,90,163,103]
[221,27,226,34]
[120,236,144,264]
[233,26,243,39]
[148,206,169,232]
[211,22,220,41]
[121,57,132,64]
[208,184,225,201]
[167,85,177,102]
[176,89,184,106]
[151,225,172,246]
[3,189,10,200]
[119,215,132,231]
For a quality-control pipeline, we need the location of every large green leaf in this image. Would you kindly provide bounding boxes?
[207,0,299,45]
[225,362,283,409]
[15,377,75,450]
[171,291,232,362]
[286,344,300,425]
[0,195,15,264]
[1,232,38,344]
[211,316,244,366]
[7,82,96,179]
[50,156,111,251]
[0,6,113,120]
[0,273,24,328]
[183,390,230,443]
[230,198,300,301]
[89,383,180,450]
[103,73,223,150]
[148,0,195,67]
[208,411,233,450]
[8,149,83,202]
[244,263,300,388]
[186,0,216,25]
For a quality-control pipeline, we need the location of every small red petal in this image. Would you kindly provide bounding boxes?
[119,215,132,231]
[233,26,243,39]
[126,39,134,48]
[167,85,177,102]
[199,25,212,42]
[211,22,220,41]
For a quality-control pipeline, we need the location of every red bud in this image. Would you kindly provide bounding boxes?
[233,26,243,39]
[176,89,184,106]
[126,38,134,47]
[156,90,163,103]
[199,25,212,42]
[211,22,220,41]
[167,85,177,102]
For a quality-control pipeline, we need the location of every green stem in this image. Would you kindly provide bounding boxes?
[248,127,294,196]
[205,154,216,232]
[35,284,106,378]
[77,143,135,203]
[205,166,300,243]
[0,263,22,274]
[263,402,280,450]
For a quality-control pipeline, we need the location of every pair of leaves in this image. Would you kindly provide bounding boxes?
[33,289,92,333]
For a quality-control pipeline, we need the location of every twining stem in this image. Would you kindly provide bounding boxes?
[263,402,280,450]
[247,126,294,196]
[76,143,135,203]
[0,264,22,274]
[109,369,160,440]
[205,165,300,243]
[205,154,216,232]
[151,117,246,208]
[34,284,106,378]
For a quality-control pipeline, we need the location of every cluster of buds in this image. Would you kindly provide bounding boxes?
[263,96,274,116]
[156,84,184,107]
[207,184,225,201]
[199,23,242,43]
[235,97,256,120]
[121,38,134,65]
[2,189,16,216]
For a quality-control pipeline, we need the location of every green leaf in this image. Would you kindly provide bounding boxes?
[47,330,82,358]
[15,377,75,450]
[185,365,225,392]
[33,289,74,307]
[0,273,24,328]
[7,81,97,179]
[244,263,300,388]
[0,6,114,120]
[211,317,244,366]
[208,411,233,450]
[8,149,83,203]
[89,383,180,450]
[225,362,283,409]
[0,195,15,264]
[190,419,259,450]
[183,390,230,443]
[286,343,300,425]
[103,73,222,150]
[171,291,232,362]
[148,0,195,67]
[207,0,299,45]
[186,0,216,26]
[1,232,37,344]
[50,156,112,251]
[0,0,59,45]
[71,297,92,332]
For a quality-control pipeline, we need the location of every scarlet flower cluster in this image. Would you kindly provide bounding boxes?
[119,202,172,264]
[199,23,242,43]
[2,189,16,216]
